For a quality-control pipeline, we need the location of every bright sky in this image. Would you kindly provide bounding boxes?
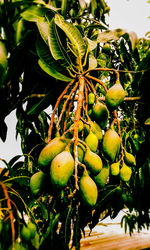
[106,0,150,38]
[0,0,150,167]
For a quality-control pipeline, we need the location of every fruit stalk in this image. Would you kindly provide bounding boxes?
[47,79,75,142]
[86,75,108,93]
[73,76,85,190]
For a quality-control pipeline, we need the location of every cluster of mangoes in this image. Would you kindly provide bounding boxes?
[30,78,136,208]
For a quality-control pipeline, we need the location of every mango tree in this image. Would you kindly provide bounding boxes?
[0,0,150,249]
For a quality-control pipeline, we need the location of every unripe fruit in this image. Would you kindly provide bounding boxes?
[124,151,136,166]
[21,225,32,241]
[70,143,85,163]
[84,120,103,141]
[102,128,121,162]
[69,120,84,133]
[94,167,109,187]
[38,137,68,167]
[110,161,120,176]
[8,242,26,250]
[105,80,125,109]
[50,150,74,189]
[84,148,102,175]
[27,221,36,238]
[92,102,109,129]
[0,41,7,68]
[30,171,47,197]
[120,163,132,182]
[88,93,95,105]
[79,173,98,207]
[85,132,98,152]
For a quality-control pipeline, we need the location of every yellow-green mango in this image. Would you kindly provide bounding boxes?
[84,120,103,141]
[88,92,95,105]
[124,151,136,166]
[102,128,121,162]
[69,120,84,133]
[105,80,125,109]
[110,161,120,176]
[85,132,98,152]
[8,242,26,250]
[120,163,132,182]
[50,150,74,188]
[92,101,109,129]
[30,171,47,197]
[79,173,98,207]
[84,148,102,175]
[38,137,68,167]
[94,166,109,187]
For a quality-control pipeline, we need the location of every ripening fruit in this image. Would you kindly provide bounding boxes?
[84,120,103,141]
[69,120,84,133]
[38,137,68,167]
[27,221,36,238]
[30,171,47,197]
[21,225,32,241]
[84,148,103,175]
[110,161,120,176]
[102,128,121,162]
[120,163,132,182]
[92,102,109,129]
[124,151,136,166]
[105,79,125,109]
[94,166,109,187]
[79,173,98,207]
[50,150,74,189]
[85,132,98,152]
[88,93,95,105]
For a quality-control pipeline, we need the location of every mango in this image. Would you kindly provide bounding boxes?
[38,137,68,167]
[84,120,103,140]
[85,132,98,152]
[94,166,109,187]
[50,150,74,189]
[70,142,85,163]
[88,92,95,105]
[92,101,109,129]
[30,171,47,197]
[110,161,120,176]
[102,128,121,162]
[124,151,136,166]
[84,148,102,175]
[120,163,132,182]
[79,173,98,207]
[105,80,125,109]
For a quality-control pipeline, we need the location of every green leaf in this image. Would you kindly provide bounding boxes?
[36,37,72,82]
[37,19,50,44]
[128,31,138,51]
[88,53,97,69]
[54,14,86,58]
[144,117,150,125]
[38,59,72,82]
[48,18,65,60]
[21,6,48,22]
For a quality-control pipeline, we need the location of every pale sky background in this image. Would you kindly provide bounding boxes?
[0,0,150,167]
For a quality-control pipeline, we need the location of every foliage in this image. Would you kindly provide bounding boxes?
[0,0,150,249]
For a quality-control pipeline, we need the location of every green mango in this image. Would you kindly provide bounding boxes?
[85,132,98,152]
[30,171,47,197]
[110,161,120,176]
[105,80,125,109]
[120,163,132,182]
[94,166,109,187]
[92,101,109,129]
[38,137,68,167]
[69,120,84,133]
[88,92,95,105]
[84,148,102,175]
[124,151,136,166]
[79,173,98,207]
[21,225,32,241]
[102,128,121,162]
[84,120,103,141]
[50,150,74,189]
[8,243,26,250]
